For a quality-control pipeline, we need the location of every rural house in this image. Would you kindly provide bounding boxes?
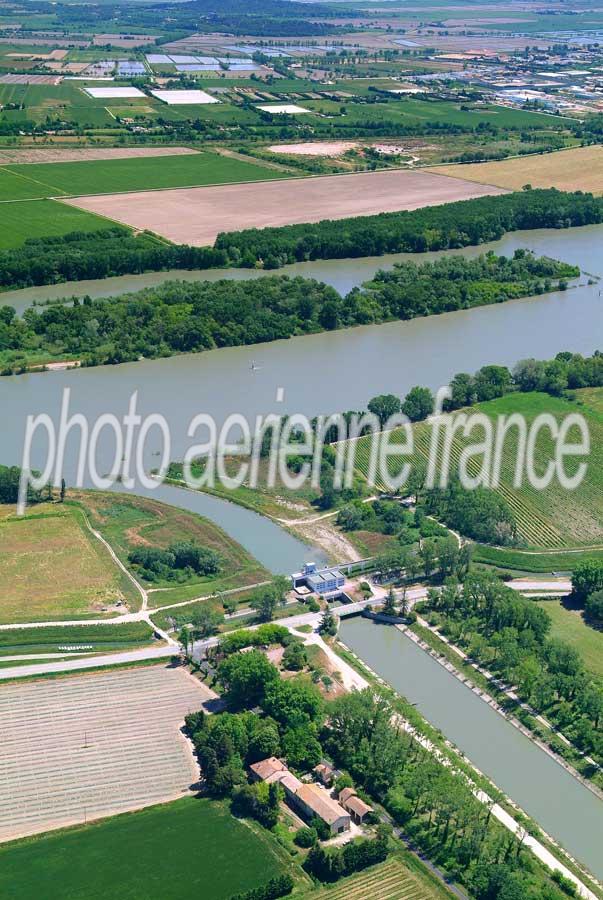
[339,787,374,824]
[250,757,351,834]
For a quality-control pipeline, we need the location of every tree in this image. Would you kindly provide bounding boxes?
[282,641,307,671]
[401,386,434,422]
[294,826,318,848]
[585,590,603,625]
[191,604,224,638]
[252,579,288,622]
[319,607,337,636]
[282,726,322,769]
[512,358,546,392]
[473,365,512,401]
[572,560,603,605]
[218,650,279,710]
[382,588,398,617]
[420,540,437,579]
[367,393,401,427]
[262,677,324,730]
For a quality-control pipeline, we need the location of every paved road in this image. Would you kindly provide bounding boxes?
[0,644,176,681]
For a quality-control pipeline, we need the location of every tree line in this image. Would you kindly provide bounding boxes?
[0,228,227,292]
[216,188,603,269]
[422,572,602,773]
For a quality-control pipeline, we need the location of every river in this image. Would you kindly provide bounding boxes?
[2,224,603,568]
[339,617,603,881]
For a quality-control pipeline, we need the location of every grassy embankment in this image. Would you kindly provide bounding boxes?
[0,622,155,659]
[74,491,269,607]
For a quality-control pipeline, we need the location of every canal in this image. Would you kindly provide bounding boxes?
[339,616,603,881]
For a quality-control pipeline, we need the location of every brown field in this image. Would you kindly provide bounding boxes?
[0,146,200,165]
[0,665,214,842]
[64,169,506,246]
[0,503,138,624]
[433,146,603,194]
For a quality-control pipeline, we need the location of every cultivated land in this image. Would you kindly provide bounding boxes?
[0,198,112,249]
[0,797,292,900]
[348,390,603,549]
[0,149,285,201]
[0,502,138,624]
[302,858,444,900]
[535,599,603,678]
[65,169,507,246]
[0,665,214,842]
[76,492,269,603]
[0,146,202,164]
[433,146,603,195]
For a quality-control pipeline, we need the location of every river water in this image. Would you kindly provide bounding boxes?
[339,617,603,881]
[2,224,603,569]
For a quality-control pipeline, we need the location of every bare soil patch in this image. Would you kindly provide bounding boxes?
[433,146,603,195]
[64,169,505,246]
[0,146,200,165]
[0,665,215,842]
[267,141,360,156]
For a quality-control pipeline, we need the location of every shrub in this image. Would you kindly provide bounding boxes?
[294,826,318,848]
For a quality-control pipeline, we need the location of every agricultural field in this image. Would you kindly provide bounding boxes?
[535,599,603,678]
[0,502,138,624]
[0,796,294,900]
[303,857,447,900]
[65,169,505,246]
[0,149,285,200]
[348,391,603,549]
[472,544,603,575]
[0,621,155,659]
[0,198,113,249]
[433,146,603,195]
[0,666,217,844]
[75,492,269,603]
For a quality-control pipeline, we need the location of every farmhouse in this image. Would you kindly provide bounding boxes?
[339,788,374,824]
[294,785,351,835]
[250,757,351,835]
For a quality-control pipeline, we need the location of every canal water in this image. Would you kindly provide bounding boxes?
[339,617,603,881]
[116,481,326,575]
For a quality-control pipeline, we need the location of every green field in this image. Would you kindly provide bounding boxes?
[348,390,603,549]
[0,198,114,249]
[0,621,155,656]
[0,150,285,200]
[0,502,139,624]
[535,600,603,677]
[0,798,292,900]
[473,544,603,574]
